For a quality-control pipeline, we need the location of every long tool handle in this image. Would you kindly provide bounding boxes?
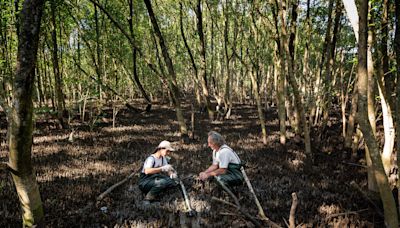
[179,180,193,212]
[241,167,267,220]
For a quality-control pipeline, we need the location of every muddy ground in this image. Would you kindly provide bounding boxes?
[0,100,384,227]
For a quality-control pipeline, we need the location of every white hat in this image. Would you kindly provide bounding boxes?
[157,140,175,151]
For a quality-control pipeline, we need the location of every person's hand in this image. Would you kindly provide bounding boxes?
[161,164,174,172]
[199,172,208,181]
[170,172,178,179]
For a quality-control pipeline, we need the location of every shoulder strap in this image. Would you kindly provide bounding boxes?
[220,145,241,163]
[151,155,156,167]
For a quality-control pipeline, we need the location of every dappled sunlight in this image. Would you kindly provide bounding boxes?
[318,203,341,217]
[37,161,118,183]
[34,134,69,144]
[102,125,147,133]
[102,124,171,134]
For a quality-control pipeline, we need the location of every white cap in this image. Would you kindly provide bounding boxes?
[157,140,175,151]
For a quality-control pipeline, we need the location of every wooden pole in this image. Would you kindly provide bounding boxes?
[240,166,267,220]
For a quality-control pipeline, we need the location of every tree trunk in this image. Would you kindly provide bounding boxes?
[272,2,286,145]
[277,0,311,155]
[321,0,342,130]
[356,1,398,226]
[289,0,300,132]
[9,0,45,226]
[223,2,232,119]
[128,0,152,111]
[376,0,396,176]
[144,0,188,141]
[195,0,214,120]
[381,0,394,108]
[376,75,395,176]
[313,0,334,126]
[394,0,400,215]
[51,0,67,129]
[366,4,378,192]
[250,69,267,144]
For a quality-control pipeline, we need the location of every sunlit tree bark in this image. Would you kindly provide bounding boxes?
[356,0,398,226]
[394,0,400,214]
[9,0,45,226]
[366,3,377,192]
[394,0,400,215]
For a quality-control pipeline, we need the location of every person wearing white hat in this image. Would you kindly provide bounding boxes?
[138,140,178,204]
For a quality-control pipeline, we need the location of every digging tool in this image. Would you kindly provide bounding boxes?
[240,166,267,220]
[171,172,195,217]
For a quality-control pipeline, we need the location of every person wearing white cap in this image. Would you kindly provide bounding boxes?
[138,140,178,204]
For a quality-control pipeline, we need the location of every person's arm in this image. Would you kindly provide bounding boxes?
[204,164,219,173]
[199,164,227,180]
[205,166,227,176]
[144,166,163,175]
[143,157,173,174]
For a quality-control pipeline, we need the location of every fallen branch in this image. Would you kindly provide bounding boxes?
[220,211,240,216]
[350,181,384,218]
[214,176,240,207]
[342,162,367,168]
[289,192,298,228]
[212,197,263,227]
[97,172,136,201]
[325,208,369,220]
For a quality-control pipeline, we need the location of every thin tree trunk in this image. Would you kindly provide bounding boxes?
[376,75,395,176]
[289,0,300,132]
[302,0,311,123]
[394,0,400,215]
[9,0,45,226]
[366,4,377,192]
[94,4,103,101]
[272,2,286,145]
[195,0,214,120]
[277,0,311,155]
[313,0,334,126]
[223,2,232,119]
[51,0,66,128]
[144,0,188,141]
[321,0,342,130]
[128,0,152,111]
[345,83,358,148]
[381,0,394,108]
[376,0,396,176]
[250,69,267,144]
[357,1,398,226]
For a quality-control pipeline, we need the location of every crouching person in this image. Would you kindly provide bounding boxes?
[139,140,178,204]
[199,131,243,188]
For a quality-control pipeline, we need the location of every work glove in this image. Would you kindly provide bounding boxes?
[160,164,174,172]
[170,172,178,179]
